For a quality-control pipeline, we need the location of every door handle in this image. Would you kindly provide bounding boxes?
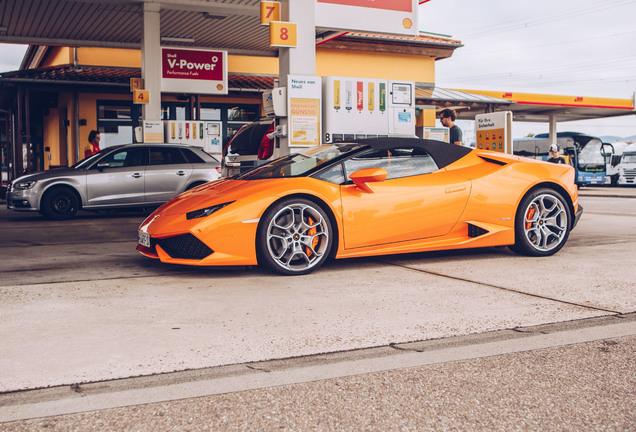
[132,173,142,178]
[177,171,186,176]
[445,185,466,194]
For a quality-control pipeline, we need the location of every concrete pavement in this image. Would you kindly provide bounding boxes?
[0,187,634,430]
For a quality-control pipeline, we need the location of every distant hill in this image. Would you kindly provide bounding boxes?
[599,135,623,142]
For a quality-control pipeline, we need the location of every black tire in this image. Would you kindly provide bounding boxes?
[41,186,80,220]
[509,188,571,257]
[256,198,333,275]
[611,175,618,186]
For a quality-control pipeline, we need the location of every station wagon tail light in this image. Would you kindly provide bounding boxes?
[257,122,275,160]
[186,201,235,220]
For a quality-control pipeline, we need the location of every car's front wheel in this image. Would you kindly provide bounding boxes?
[41,186,80,220]
[509,188,571,256]
[257,198,333,275]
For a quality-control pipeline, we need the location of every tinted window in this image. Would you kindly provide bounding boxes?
[314,163,346,184]
[239,144,363,180]
[344,147,438,180]
[149,147,188,165]
[228,121,272,155]
[182,149,206,164]
[96,148,145,168]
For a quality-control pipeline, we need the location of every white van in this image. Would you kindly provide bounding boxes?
[617,143,636,185]
[602,142,630,185]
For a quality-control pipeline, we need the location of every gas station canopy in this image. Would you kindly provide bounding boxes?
[1,0,634,124]
[0,0,274,55]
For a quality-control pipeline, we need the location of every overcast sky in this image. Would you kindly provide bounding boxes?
[1,0,635,140]
[418,0,636,140]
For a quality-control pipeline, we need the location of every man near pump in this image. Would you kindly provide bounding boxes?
[85,130,101,158]
[547,143,566,164]
[439,108,463,145]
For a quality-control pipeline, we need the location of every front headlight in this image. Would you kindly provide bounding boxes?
[186,201,234,220]
[13,180,37,190]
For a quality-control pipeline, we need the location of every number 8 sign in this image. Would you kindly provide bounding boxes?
[270,21,297,48]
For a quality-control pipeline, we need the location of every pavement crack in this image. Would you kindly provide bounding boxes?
[245,364,271,373]
[389,343,421,353]
[377,259,622,315]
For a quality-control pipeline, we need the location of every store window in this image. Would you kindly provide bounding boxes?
[97,101,260,147]
[96,101,140,148]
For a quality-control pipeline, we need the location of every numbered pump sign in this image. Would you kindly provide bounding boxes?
[270,21,297,47]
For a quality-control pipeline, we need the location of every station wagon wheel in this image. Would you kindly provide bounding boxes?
[510,188,571,257]
[41,186,80,220]
[257,198,332,275]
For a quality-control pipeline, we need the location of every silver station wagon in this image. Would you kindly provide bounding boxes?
[7,143,220,220]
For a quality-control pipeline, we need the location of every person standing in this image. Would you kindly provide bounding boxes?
[547,143,566,164]
[85,130,101,158]
[439,108,463,145]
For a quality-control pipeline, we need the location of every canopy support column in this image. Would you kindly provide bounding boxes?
[141,2,162,122]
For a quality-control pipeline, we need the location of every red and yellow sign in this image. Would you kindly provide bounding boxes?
[317,0,412,12]
[260,1,280,25]
[133,90,149,104]
[269,21,297,47]
[130,78,142,92]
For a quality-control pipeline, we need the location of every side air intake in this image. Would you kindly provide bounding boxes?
[468,223,489,238]
[478,156,508,166]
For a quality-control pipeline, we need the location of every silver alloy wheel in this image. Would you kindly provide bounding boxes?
[522,193,568,252]
[265,203,330,272]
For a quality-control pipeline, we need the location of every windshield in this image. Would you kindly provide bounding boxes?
[576,138,605,172]
[238,144,364,180]
[622,154,636,164]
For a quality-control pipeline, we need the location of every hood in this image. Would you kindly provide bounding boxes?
[157,178,256,215]
[12,167,79,184]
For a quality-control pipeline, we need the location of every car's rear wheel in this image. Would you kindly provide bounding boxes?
[257,198,332,275]
[41,186,80,220]
[509,188,571,256]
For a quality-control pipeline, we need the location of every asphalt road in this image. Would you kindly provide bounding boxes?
[0,187,635,430]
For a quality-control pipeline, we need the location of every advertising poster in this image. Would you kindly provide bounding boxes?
[288,75,322,147]
[161,47,228,95]
[143,121,164,143]
[475,111,513,153]
[423,127,449,143]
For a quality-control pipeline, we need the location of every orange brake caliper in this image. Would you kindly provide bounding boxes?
[306,217,318,256]
[525,206,536,230]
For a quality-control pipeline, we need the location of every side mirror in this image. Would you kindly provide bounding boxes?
[349,168,387,193]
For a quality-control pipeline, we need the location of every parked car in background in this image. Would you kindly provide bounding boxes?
[223,118,275,176]
[6,143,220,220]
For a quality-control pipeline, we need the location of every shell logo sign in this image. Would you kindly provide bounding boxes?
[161,47,228,95]
[315,0,418,36]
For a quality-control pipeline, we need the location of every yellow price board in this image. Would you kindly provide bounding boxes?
[269,21,297,47]
[260,1,280,25]
[133,90,149,104]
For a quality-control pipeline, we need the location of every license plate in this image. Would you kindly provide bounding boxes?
[138,231,151,248]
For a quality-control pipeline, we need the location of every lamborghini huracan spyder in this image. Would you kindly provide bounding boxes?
[137,138,582,275]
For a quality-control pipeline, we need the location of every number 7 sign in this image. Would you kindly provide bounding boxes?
[260,1,280,25]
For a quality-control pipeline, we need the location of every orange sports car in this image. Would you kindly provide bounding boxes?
[137,138,582,275]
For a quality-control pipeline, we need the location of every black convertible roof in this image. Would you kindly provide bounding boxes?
[347,137,473,169]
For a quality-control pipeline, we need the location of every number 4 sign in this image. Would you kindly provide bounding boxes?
[270,21,297,47]
[133,90,149,104]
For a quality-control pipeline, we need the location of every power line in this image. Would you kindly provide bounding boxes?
[459,0,636,39]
